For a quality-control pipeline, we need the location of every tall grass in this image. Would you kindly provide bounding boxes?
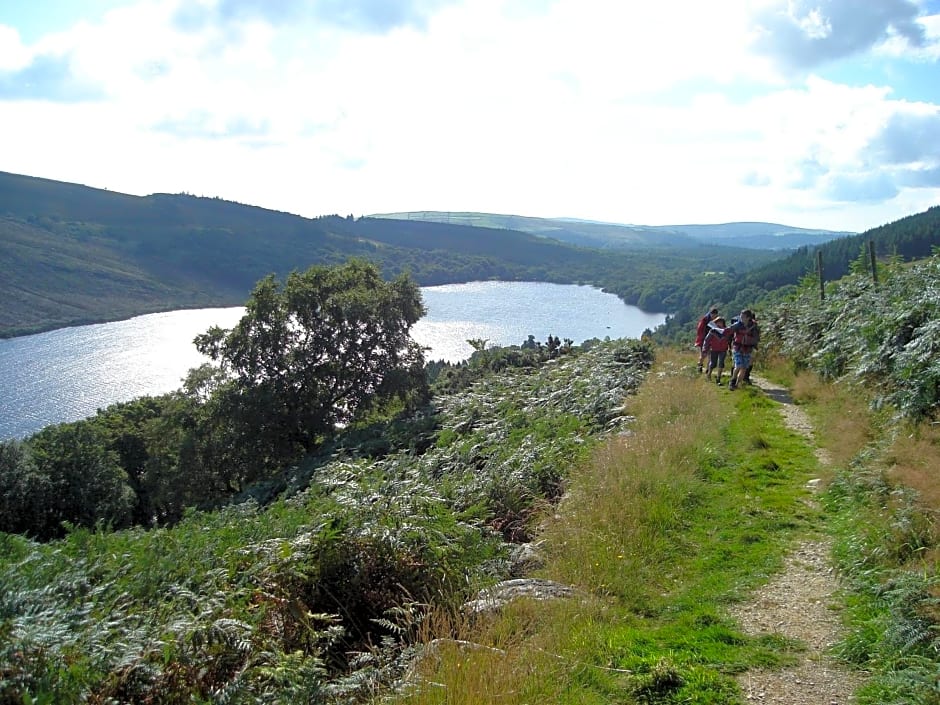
[546,370,731,607]
[396,350,824,704]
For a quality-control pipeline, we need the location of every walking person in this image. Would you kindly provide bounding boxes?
[702,317,730,384]
[725,309,760,391]
[694,307,720,373]
[742,313,758,384]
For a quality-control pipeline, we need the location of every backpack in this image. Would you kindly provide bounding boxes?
[703,328,730,352]
[733,321,759,351]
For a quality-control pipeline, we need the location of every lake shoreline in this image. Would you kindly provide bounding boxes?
[0,279,663,341]
[0,297,247,340]
[1,282,666,440]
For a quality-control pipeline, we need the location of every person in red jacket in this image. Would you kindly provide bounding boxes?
[694,307,720,373]
[725,309,760,390]
[702,317,730,384]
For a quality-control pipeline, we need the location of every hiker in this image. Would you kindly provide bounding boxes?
[725,309,760,391]
[727,312,758,384]
[742,312,758,384]
[694,307,719,373]
[702,317,729,384]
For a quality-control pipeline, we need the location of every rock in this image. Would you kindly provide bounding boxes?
[464,578,579,614]
[508,541,546,577]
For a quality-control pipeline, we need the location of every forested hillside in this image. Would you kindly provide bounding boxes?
[5,168,933,346]
[653,204,940,344]
[0,170,777,337]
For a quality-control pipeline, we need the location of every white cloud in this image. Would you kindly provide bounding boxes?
[749,0,927,73]
[877,7,940,58]
[0,24,30,69]
[0,0,938,233]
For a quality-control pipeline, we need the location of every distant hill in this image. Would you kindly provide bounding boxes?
[370,211,854,250]
[0,171,780,338]
[650,203,940,344]
[368,211,699,249]
[659,221,855,250]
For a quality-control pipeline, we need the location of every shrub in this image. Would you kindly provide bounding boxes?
[2,425,136,539]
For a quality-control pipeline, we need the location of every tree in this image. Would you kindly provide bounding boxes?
[130,387,234,524]
[24,423,137,539]
[0,439,48,536]
[194,260,427,478]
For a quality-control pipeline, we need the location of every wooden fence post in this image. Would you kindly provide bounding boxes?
[816,250,825,301]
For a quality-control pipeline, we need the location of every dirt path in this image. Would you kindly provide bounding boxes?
[728,376,866,704]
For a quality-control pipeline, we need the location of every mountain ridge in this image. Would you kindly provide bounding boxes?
[369,210,855,250]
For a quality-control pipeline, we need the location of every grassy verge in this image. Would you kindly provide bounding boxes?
[771,361,940,705]
[395,349,827,704]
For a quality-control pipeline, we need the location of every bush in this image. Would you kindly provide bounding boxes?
[0,440,49,536]
[762,254,940,421]
[10,423,136,539]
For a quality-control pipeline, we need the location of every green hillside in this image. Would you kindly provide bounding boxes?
[0,215,230,335]
[3,245,939,701]
[0,171,779,337]
[369,210,698,248]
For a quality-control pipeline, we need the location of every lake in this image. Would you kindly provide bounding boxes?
[0,281,665,440]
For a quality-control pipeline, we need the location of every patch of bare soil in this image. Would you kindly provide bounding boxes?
[728,376,866,704]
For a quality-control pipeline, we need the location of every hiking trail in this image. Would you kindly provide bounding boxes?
[728,375,867,704]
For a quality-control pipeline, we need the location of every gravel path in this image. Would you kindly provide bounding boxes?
[728,376,866,704]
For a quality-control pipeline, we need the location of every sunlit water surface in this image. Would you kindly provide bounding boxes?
[0,282,665,439]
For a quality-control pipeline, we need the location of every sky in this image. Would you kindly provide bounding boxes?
[1,0,939,233]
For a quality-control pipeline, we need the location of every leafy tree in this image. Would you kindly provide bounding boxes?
[129,386,235,523]
[89,396,169,524]
[23,423,136,539]
[193,260,428,478]
[0,440,49,536]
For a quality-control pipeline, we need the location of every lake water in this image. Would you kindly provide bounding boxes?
[0,281,665,440]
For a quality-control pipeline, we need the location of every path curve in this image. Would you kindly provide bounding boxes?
[728,375,865,704]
